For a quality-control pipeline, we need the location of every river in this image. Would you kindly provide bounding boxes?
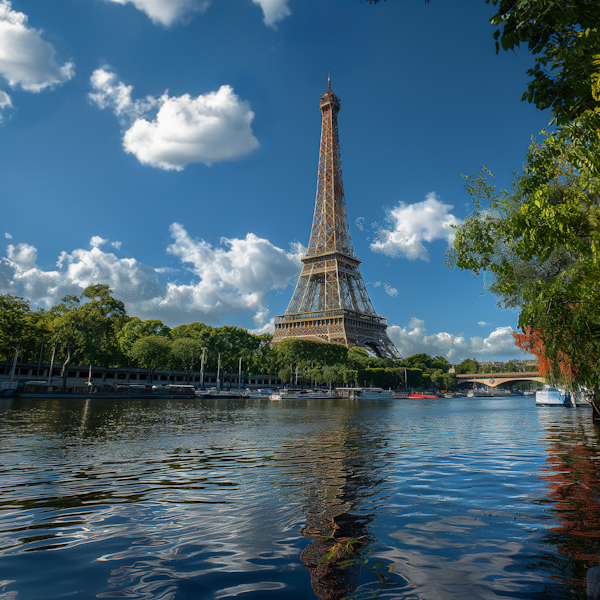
[1,395,599,599]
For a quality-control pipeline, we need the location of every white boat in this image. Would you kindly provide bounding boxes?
[270,389,332,401]
[245,388,274,399]
[535,385,568,406]
[467,389,492,397]
[335,387,396,400]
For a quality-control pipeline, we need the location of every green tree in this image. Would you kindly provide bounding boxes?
[117,317,171,361]
[456,358,480,375]
[488,0,600,126]
[347,346,370,370]
[0,294,50,364]
[131,335,173,382]
[171,337,205,383]
[170,322,207,339]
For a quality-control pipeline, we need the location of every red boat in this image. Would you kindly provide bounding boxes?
[408,393,438,399]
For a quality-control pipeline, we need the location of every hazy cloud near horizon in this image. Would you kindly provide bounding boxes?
[1,230,528,361]
[1,224,303,324]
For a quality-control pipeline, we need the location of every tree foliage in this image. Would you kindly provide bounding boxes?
[488,0,600,126]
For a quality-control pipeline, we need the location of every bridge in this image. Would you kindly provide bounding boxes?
[456,372,544,388]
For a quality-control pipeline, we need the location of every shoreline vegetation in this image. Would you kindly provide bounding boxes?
[1,286,534,392]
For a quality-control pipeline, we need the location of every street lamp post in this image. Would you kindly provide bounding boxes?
[216,353,221,390]
[37,342,44,377]
[200,347,207,390]
[9,343,20,384]
[48,344,56,385]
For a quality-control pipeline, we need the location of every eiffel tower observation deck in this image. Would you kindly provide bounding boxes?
[272,78,402,360]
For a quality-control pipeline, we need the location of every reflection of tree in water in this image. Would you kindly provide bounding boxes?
[537,413,600,595]
[291,416,397,600]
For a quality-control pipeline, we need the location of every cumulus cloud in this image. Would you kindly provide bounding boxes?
[102,0,209,26]
[0,0,74,120]
[0,88,11,121]
[478,321,490,327]
[145,222,303,321]
[250,317,275,336]
[252,0,290,27]
[4,232,12,239]
[90,236,108,248]
[7,242,37,267]
[384,284,398,297]
[112,241,122,250]
[370,192,462,261]
[253,306,270,327]
[0,261,17,292]
[89,68,259,170]
[387,318,526,362]
[89,67,158,123]
[1,225,303,325]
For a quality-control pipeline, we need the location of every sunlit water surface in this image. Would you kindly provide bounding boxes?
[1,396,599,600]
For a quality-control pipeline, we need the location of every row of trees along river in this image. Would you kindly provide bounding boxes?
[1,285,526,390]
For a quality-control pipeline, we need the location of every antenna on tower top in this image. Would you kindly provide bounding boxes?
[328,71,331,91]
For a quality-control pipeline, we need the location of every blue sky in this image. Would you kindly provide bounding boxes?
[0,0,550,361]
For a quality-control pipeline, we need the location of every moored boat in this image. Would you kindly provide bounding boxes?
[535,385,591,407]
[467,389,492,398]
[535,385,567,406]
[335,387,396,400]
[17,381,196,399]
[245,388,274,399]
[270,389,332,401]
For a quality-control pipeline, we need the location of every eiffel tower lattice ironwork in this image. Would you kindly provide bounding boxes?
[272,78,402,360]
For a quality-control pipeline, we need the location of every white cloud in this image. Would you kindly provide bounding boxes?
[146,223,303,321]
[384,284,398,297]
[112,241,122,249]
[0,1,74,98]
[90,68,259,170]
[253,306,270,327]
[7,242,37,267]
[370,192,462,262]
[102,0,209,26]
[124,86,258,170]
[89,67,158,123]
[252,0,290,27]
[388,318,526,362]
[478,321,490,327]
[1,224,303,326]
[3,242,160,307]
[0,88,11,120]
[90,236,108,248]
[250,317,275,336]
[4,232,12,239]
[0,261,17,292]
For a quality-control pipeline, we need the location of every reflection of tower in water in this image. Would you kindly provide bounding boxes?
[290,417,391,600]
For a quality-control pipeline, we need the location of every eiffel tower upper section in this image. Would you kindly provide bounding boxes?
[305,78,354,261]
[272,78,401,360]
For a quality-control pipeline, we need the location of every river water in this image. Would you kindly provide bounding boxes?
[1,396,599,600]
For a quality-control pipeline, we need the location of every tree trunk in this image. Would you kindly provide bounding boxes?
[591,392,600,422]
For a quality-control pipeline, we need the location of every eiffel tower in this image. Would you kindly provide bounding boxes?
[272,77,401,360]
